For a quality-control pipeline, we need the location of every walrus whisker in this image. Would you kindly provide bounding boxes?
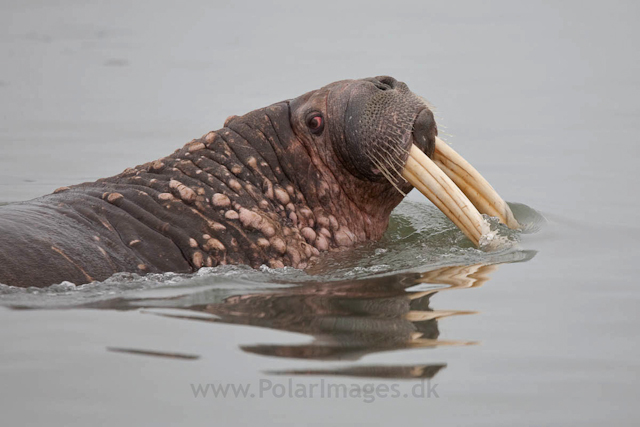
[374,143,404,170]
[366,152,407,196]
[367,152,400,187]
[381,158,407,186]
[416,95,436,112]
[382,137,410,166]
[373,145,407,184]
[387,137,411,157]
[370,157,402,193]
[376,160,401,188]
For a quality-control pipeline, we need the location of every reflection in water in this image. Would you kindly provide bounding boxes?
[106,347,200,360]
[88,250,535,380]
[267,364,447,380]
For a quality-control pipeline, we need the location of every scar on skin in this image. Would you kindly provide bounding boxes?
[319,227,331,238]
[286,246,301,264]
[270,237,287,255]
[334,229,355,246]
[228,179,242,192]
[244,184,260,198]
[105,193,124,204]
[204,220,226,232]
[239,208,276,237]
[269,259,285,269]
[298,206,313,220]
[137,264,148,271]
[192,251,204,268]
[224,115,238,126]
[50,246,94,283]
[225,210,239,220]
[315,235,329,251]
[263,180,274,199]
[316,215,330,229]
[53,186,70,194]
[188,142,205,152]
[149,160,165,172]
[129,240,141,246]
[96,246,118,270]
[205,131,216,144]
[257,238,270,248]
[238,208,261,229]
[301,243,313,258]
[211,193,231,207]
[203,238,225,252]
[275,188,290,205]
[301,227,316,243]
[99,219,116,233]
[169,180,197,203]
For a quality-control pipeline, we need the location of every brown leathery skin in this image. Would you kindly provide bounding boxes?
[0,76,436,288]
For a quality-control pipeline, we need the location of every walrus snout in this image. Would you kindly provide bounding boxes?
[412,108,437,158]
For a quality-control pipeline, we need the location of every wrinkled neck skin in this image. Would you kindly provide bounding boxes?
[88,101,403,271]
[285,103,405,243]
[220,100,403,258]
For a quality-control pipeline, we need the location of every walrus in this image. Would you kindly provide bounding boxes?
[0,76,519,288]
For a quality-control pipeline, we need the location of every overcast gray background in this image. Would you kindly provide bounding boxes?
[1,1,639,426]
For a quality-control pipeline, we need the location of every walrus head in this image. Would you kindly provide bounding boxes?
[288,76,519,247]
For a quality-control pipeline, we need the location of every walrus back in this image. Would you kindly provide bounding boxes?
[0,199,120,287]
[0,193,193,287]
[0,102,312,287]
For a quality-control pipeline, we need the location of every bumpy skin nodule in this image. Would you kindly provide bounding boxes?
[0,76,436,288]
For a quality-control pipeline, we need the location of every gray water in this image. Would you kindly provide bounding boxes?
[1,1,639,425]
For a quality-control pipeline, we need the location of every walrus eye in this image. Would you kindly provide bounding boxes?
[306,113,324,135]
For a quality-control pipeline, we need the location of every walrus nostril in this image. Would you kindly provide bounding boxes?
[377,76,398,88]
[373,81,391,91]
[367,76,398,91]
